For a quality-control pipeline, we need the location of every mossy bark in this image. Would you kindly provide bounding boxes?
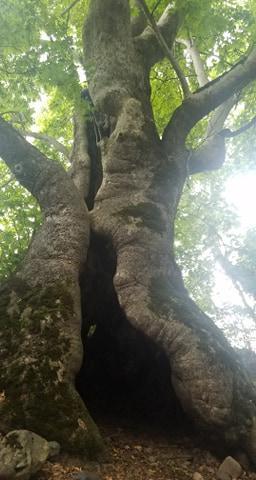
[0,278,103,457]
[0,118,104,457]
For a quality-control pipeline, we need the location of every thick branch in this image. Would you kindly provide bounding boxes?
[176,38,235,136]
[206,96,235,137]
[188,97,235,175]
[188,134,226,174]
[178,39,235,174]
[136,0,189,97]
[0,116,51,195]
[0,116,83,213]
[20,130,70,158]
[163,47,256,150]
[134,4,181,69]
[181,42,235,138]
[0,116,89,288]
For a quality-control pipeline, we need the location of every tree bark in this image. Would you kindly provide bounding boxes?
[0,118,103,456]
[2,0,256,464]
[83,0,256,463]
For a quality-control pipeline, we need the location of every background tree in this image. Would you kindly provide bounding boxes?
[1,0,256,462]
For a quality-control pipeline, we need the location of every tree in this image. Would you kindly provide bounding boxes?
[1,0,256,462]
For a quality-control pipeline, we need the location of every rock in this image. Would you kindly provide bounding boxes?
[0,430,61,480]
[217,456,243,480]
[48,440,60,457]
[192,473,204,480]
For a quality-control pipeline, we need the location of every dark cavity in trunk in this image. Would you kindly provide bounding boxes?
[76,230,186,430]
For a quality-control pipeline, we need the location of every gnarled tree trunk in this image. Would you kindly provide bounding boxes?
[1,0,256,464]
[0,119,103,456]
[81,0,256,463]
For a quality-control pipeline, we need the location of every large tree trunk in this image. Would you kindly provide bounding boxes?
[78,98,256,459]
[81,0,256,463]
[2,0,256,464]
[84,123,256,457]
[0,119,103,457]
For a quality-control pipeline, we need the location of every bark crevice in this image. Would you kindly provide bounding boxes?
[77,230,184,429]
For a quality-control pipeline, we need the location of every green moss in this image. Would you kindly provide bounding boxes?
[117,202,165,234]
[0,277,104,457]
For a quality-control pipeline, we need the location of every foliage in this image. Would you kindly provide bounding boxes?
[0,162,41,279]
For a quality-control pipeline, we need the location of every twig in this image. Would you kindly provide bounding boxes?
[20,130,70,158]
[136,0,190,98]
[0,110,20,117]
[151,0,163,15]
[61,0,81,17]
[221,114,256,138]
[0,176,14,189]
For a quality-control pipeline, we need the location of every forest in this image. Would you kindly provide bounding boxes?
[1,0,256,479]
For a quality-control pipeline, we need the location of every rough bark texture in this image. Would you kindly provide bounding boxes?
[0,118,103,456]
[82,0,256,464]
[2,0,256,464]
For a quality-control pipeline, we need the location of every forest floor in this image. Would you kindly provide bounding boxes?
[36,415,256,480]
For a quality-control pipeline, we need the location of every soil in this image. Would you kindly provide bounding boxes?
[36,416,256,480]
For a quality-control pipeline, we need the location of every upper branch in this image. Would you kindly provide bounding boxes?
[61,0,81,16]
[162,47,256,151]
[0,116,82,211]
[134,4,181,69]
[0,116,49,194]
[0,119,89,289]
[188,134,227,175]
[20,130,70,158]
[221,113,256,138]
[176,38,236,174]
[136,0,189,97]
